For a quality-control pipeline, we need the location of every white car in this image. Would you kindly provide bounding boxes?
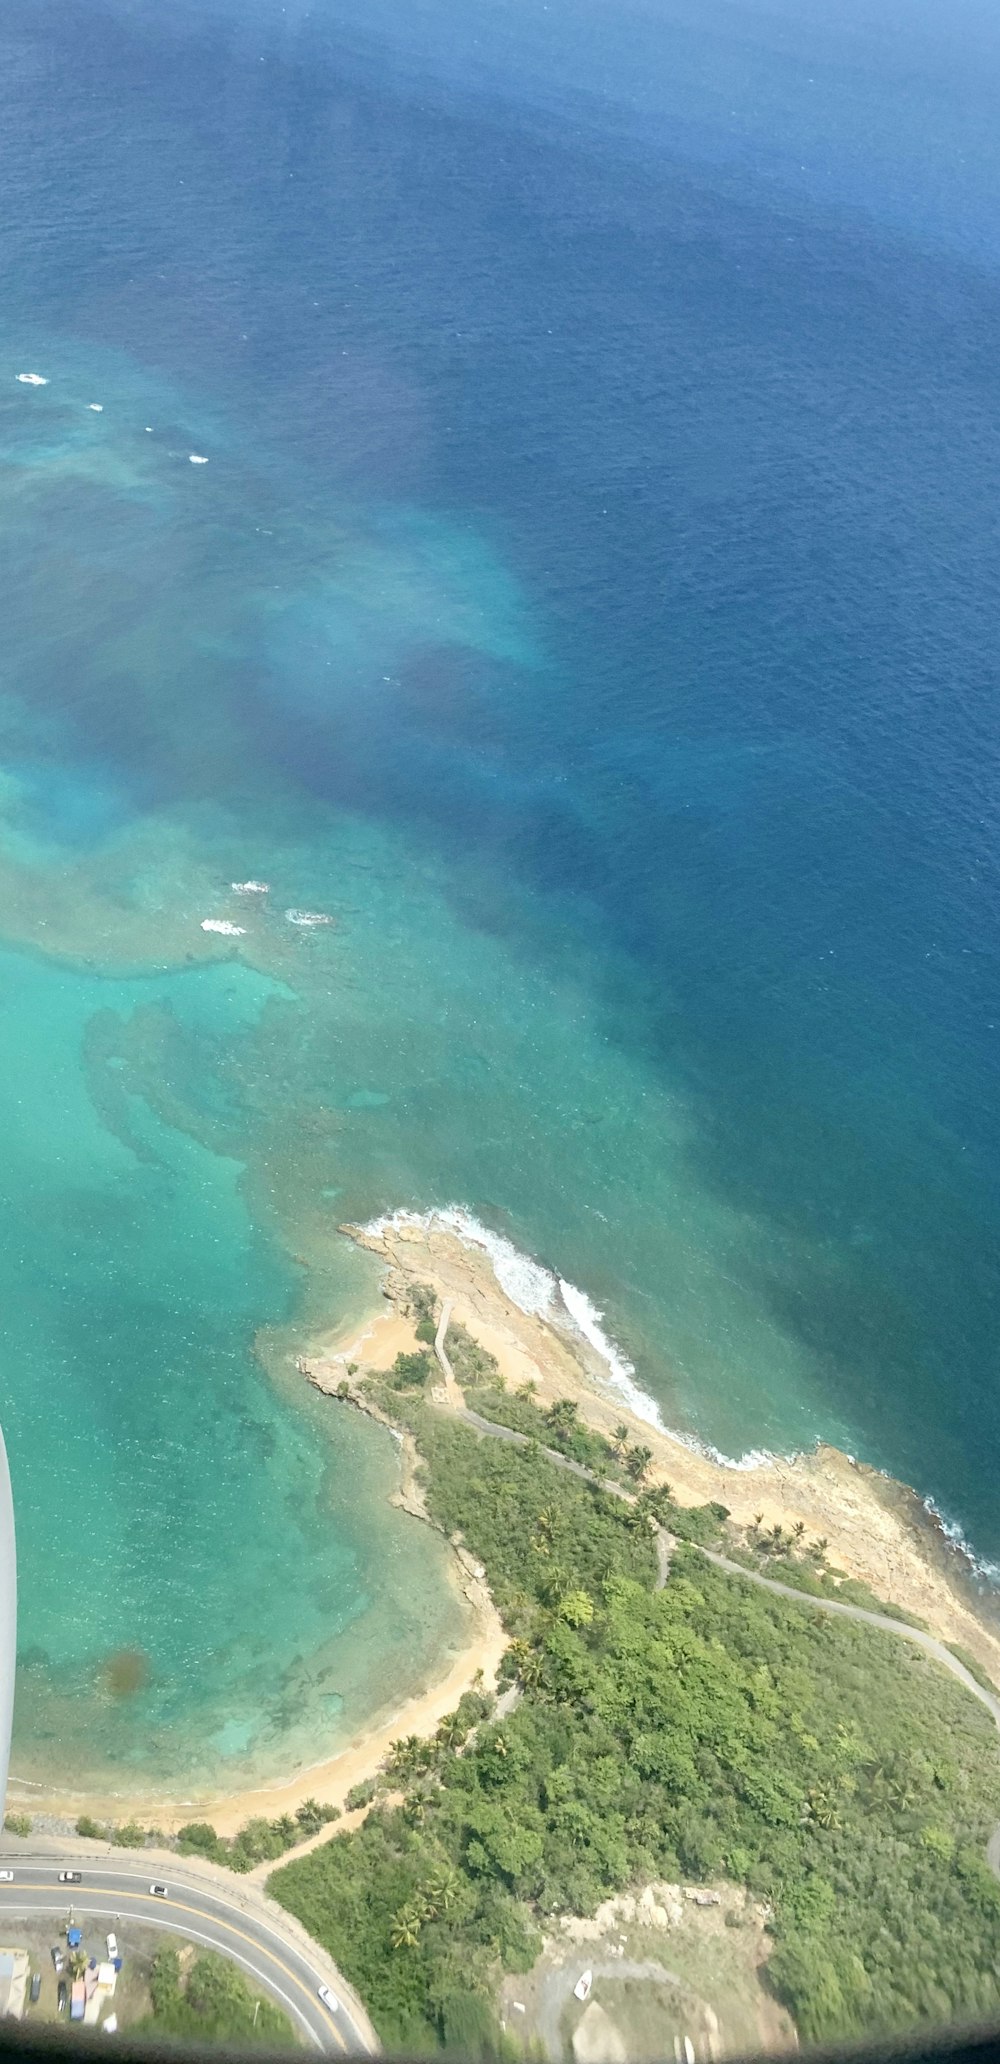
[0,1871,13,1883]
[317,1986,340,2015]
[58,1871,82,1884]
[106,1934,119,1961]
[149,1884,168,1899]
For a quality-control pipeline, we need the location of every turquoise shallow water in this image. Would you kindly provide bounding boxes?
[3,0,1000,1793]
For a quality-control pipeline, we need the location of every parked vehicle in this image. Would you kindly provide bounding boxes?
[57,1983,67,2014]
[29,1974,40,2005]
[0,1870,13,1883]
[50,1948,64,1973]
[106,1933,118,1961]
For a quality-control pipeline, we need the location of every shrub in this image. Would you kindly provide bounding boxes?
[112,1821,147,1848]
[3,1814,31,1837]
[345,1778,378,1813]
[391,1350,434,1389]
[75,1815,103,1840]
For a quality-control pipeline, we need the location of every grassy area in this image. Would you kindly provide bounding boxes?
[134,1946,295,2047]
[947,1643,1000,1697]
[271,1395,1000,2056]
[0,1919,295,2047]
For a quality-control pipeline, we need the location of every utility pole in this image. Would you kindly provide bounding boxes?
[0,1427,16,1827]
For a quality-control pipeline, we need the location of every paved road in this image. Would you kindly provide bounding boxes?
[456,1404,1000,1728]
[699,1547,1000,1728]
[0,1861,373,2052]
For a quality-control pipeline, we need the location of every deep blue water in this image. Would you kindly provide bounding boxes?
[1,0,999,1783]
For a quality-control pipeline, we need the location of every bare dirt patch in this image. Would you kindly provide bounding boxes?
[499,1882,796,2063]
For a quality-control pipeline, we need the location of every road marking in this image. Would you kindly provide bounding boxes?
[0,1889,347,2052]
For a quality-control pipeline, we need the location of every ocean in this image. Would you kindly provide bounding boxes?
[1,0,999,1795]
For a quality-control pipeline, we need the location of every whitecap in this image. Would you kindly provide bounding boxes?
[189,453,209,464]
[16,373,48,386]
[362,1203,783,1468]
[285,908,334,927]
[200,918,246,936]
[88,403,103,412]
[922,1495,1000,1585]
[231,880,270,895]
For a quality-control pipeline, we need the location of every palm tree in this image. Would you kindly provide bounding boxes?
[792,1519,807,1544]
[390,1904,423,1951]
[810,1536,830,1562]
[612,1422,631,1456]
[752,1512,764,1535]
[625,1445,654,1483]
[517,1379,538,1401]
[516,1646,545,1693]
[544,1398,579,1441]
[435,1710,467,1752]
[422,1865,461,1918]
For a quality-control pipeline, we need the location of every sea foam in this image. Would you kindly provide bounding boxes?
[365,1206,809,1472]
[365,1205,673,1434]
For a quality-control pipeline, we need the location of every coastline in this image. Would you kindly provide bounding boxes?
[308,1212,1000,1693]
[17,1209,1000,1835]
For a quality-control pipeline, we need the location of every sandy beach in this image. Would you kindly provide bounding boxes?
[18,1212,1000,1837]
[302,1215,1000,1695]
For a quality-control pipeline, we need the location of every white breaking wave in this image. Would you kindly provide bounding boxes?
[285,908,334,927]
[16,373,47,386]
[189,453,209,464]
[364,1204,689,1439]
[88,403,103,412]
[922,1495,1000,1585]
[365,1205,1000,1569]
[363,1206,802,1470]
[232,879,270,895]
[201,918,245,937]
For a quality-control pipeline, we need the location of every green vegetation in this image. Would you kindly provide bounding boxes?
[459,1377,631,1484]
[444,1320,503,1388]
[136,1946,293,2047]
[75,1815,103,1839]
[947,1644,999,1698]
[112,1820,147,1848]
[733,1534,929,1627]
[391,1349,435,1389]
[2,1813,31,1837]
[345,1779,380,1813]
[177,1799,340,1872]
[272,1400,1000,2055]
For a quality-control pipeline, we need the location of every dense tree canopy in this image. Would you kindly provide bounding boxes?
[272,1403,1000,2054]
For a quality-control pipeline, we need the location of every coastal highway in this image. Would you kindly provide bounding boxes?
[0,1861,374,2052]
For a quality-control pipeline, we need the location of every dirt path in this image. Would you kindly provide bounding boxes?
[453,1403,1000,1731]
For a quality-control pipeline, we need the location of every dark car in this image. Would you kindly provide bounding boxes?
[57,1983,67,2014]
[29,1974,40,2005]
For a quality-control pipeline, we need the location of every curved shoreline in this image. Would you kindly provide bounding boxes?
[15,1211,1000,1834]
[326,1216,1000,1691]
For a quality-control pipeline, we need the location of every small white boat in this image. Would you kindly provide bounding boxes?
[231,880,270,895]
[88,404,103,413]
[573,1972,593,2003]
[16,373,48,386]
[201,918,245,937]
[189,453,209,464]
[285,909,334,927]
